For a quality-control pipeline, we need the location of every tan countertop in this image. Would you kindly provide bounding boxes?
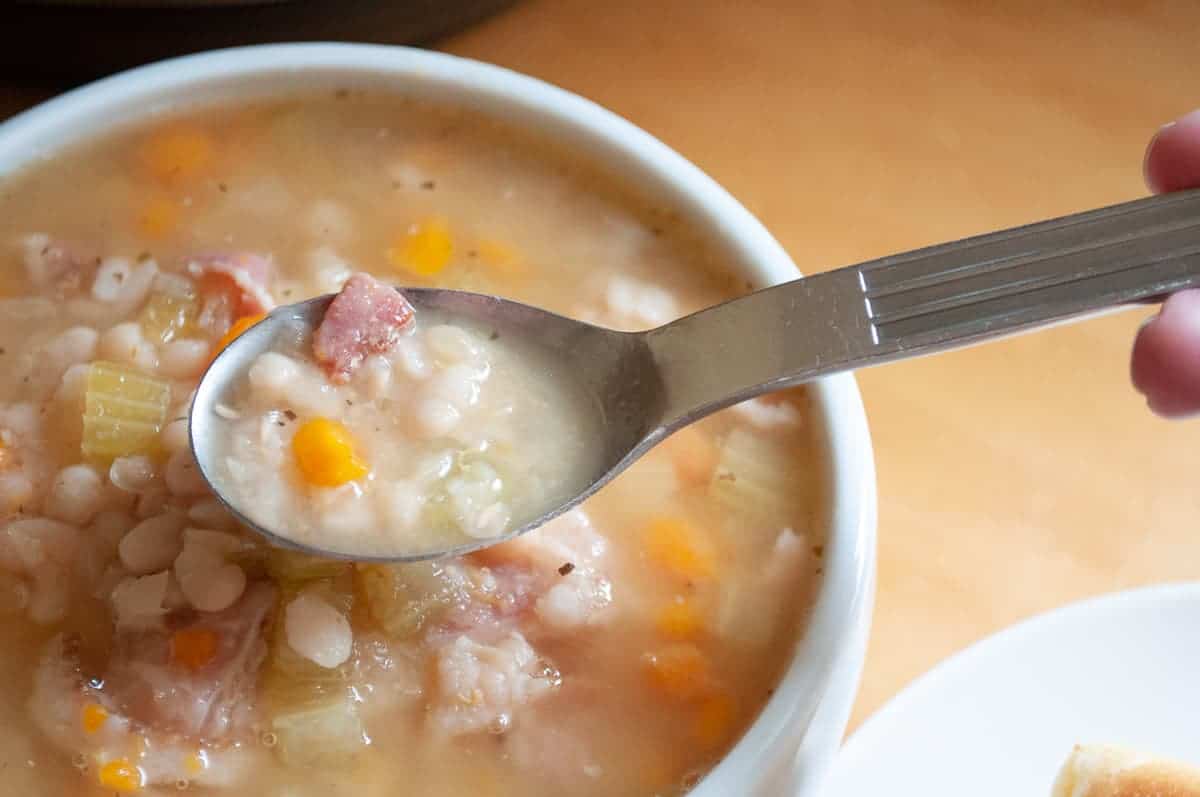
[441,0,1200,732]
[4,0,1200,738]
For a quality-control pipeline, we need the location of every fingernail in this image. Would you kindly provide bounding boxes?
[1173,109,1200,128]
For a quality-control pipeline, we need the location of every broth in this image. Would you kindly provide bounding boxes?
[0,93,823,796]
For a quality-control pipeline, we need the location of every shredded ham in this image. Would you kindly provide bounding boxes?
[187,253,276,316]
[103,582,276,739]
[313,272,415,383]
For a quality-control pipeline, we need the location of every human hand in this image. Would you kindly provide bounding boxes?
[1130,110,1200,417]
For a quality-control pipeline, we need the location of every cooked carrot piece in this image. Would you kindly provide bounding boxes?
[666,426,719,486]
[644,517,716,581]
[98,758,143,792]
[692,692,736,749]
[476,239,527,278]
[643,643,714,701]
[211,313,266,361]
[136,195,181,238]
[81,702,108,734]
[292,418,369,487]
[142,127,214,183]
[184,751,207,776]
[656,598,704,640]
[388,217,454,277]
[172,627,219,671]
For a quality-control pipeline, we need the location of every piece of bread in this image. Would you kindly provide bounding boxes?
[1053,744,1200,797]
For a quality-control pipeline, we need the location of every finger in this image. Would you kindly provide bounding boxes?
[1144,109,1200,194]
[1131,290,1200,417]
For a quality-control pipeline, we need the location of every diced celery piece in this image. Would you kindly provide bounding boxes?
[261,629,354,710]
[267,550,352,589]
[81,361,171,463]
[139,290,200,344]
[711,427,803,527]
[262,553,356,711]
[357,561,460,640]
[271,695,369,768]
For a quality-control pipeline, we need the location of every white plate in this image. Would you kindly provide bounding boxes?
[824,582,1200,796]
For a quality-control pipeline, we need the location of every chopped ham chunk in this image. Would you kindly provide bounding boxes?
[188,252,276,316]
[313,273,415,383]
[431,631,559,736]
[22,234,98,297]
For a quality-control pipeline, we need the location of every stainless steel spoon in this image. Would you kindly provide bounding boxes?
[192,189,1200,561]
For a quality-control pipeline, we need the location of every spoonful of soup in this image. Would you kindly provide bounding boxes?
[192,189,1200,561]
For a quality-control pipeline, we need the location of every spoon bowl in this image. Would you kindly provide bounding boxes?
[191,287,665,562]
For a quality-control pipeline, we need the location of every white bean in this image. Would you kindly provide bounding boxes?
[98,322,145,365]
[428,363,484,410]
[27,563,69,625]
[0,572,29,614]
[376,480,423,532]
[89,510,134,558]
[182,527,244,556]
[605,275,679,328]
[426,324,479,364]
[414,397,461,438]
[161,418,190,455]
[355,355,392,400]
[0,403,39,441]
[314,486,374,537]
[135,488,171,519]
[0,517,78,571]
[393,336,430,380]
[308,246,352,291]
[43,326,98,373]
[174,535,245,613]
[45,464,105,525]
[414,451,454,483]
[284,591,352,668]
[55,363,91,408]
[164,571,189,611]
[158,339,211,380]
[91,257,134,302]
[131,341,159,374]
[93,257,157,310]
[118,513,185,574]
[467,502,511,540]
[0,471,34,515]
[110,571,169,630]
[109,455,159,493]
[181,560,245,613]
[248,352,300,400]
[165,449,209,497]
[92,562,128,602]
[187,498,236,531]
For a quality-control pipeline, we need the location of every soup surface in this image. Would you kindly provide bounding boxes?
[0,93,823,796]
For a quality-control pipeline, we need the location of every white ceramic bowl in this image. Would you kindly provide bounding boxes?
[0,43,877,796]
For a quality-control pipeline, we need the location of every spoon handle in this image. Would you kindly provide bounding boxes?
[646,189,1200,429]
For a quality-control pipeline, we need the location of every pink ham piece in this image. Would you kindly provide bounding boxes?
[22,235,99,298]
[187,252,276,316]
[314,272,415,383]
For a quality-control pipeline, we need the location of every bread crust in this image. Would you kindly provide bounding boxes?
[1054,745,1200,797]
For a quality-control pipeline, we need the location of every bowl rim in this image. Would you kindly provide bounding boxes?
[0,42,877,794]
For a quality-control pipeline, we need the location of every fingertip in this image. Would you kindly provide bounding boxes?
[1131,290,1200,418]
[1144,109,1200,194]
